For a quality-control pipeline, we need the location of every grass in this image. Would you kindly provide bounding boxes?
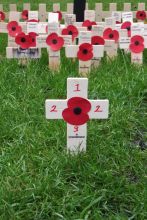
[0,0,147,220]
[0,0,147,11]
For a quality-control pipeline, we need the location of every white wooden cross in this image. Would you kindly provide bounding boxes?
[65,31,104,76]
[65,44,104,76]
[45,78,109,154]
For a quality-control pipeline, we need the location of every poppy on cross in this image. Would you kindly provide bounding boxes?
[45,78,109,154]
[65,31,104,76]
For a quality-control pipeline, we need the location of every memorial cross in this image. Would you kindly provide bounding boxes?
[45,78,109,153]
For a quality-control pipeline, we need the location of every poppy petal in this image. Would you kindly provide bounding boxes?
[62,109,89,125]
[15,33,32,49]
[62,28,69,35]
[15,32,26,44]
[121,21,131,37]
[46,33,58,46]
[68,25,78,37]
[21,10,28,20]
[28,32,37,47]
[136,10,146,20]
[62,97,91,125]
[28,19,39,22]
[77,50,93,61]
[82,20,91,27]
[67,97,91,113]
[7,21,18,31]
[0,11,5,21]
[130,43,144,53]
[121,21,131,29]
[131,35,144,44]
[51,37,64,51]
[46,33,64,51]
[91,36,105,45]
[55,11,62,21]
[113,30,119,42]
[103,28,112,39]
[91,21,97,26]
[79,43,93,52]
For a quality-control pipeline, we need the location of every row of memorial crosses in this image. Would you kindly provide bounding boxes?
[0,4,146,69]
[0,3,147,22]
[0,2,146,154]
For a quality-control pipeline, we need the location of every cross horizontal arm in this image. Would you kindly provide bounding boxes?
[45,100,67,119]
[45,99,109,120]
[66,45,104,58]
[89,100,109,119]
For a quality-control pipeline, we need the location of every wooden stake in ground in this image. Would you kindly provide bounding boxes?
[45,78,109,154]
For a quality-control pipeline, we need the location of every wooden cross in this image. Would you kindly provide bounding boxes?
[36,33,72,71]
[65,31,104,76]
[45,78,109,154]
[6,11,41,65]
[65,44,104,76]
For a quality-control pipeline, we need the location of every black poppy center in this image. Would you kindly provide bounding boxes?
[140,13,143,17]
[52,39,57,44]
[109,33,114,39]
[94,42,99,45]
[126,26,130,31]
[83,49,88,55]
[68,31,73,35]
[21,38,26,43]
[135,41,140,46]
[73,107,82,115]
[88,26,92,31]
[12,27,16,31]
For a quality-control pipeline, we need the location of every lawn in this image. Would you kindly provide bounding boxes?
[0,0,147,220]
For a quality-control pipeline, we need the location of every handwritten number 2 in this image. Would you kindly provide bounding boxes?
[50,105,57,112]
[94,105,102,112]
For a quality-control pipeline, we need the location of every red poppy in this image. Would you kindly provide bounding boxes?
[136,10,146,21]
[77,43,93,61]
[0,11,5,21]
[21,10,28,21]
[82,20,97,31]
[91,36,105,45]
[46,33,64,51]
[28,32,38,47]
[7,21,22,37]
[54,11,62,21]
[103,28,119,43]
[62,25,79,41]
[121,21,131,37]
[62,97,91,125]
[28,19,39,22]
[129,35,144,53]
[15,32,32,49]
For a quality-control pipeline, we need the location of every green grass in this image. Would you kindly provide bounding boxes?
[0,0,147,11]
[0,0,147,220]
